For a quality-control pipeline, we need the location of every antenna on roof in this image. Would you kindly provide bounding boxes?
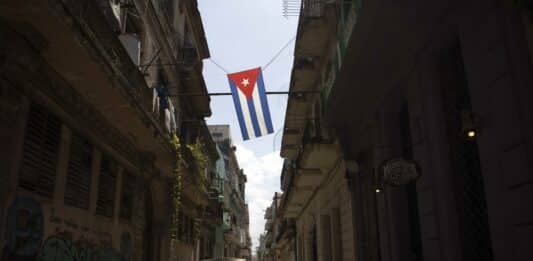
[282,0,301,18]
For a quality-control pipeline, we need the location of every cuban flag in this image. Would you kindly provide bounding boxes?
[228,67,274,140]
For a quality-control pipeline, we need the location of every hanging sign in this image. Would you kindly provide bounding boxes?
[227,67,274,140]
[381,158,420,186]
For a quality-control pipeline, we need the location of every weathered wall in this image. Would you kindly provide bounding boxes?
[295,160,355,261]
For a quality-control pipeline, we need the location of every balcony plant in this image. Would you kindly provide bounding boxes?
[170,133,183,239]
[187,141,208,191]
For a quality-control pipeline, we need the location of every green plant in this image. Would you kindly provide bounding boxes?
[170,134,182,239]
[513,0,533,18]
[187,141,208,190]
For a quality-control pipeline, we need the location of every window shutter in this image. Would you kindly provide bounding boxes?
[96,154,118,217]
[64,132,93,209]
[120,171,134,220]
[18,102,62,198]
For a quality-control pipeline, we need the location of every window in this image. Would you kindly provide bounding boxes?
[178,212,185,241]
[178,213,195,245]
[96,154,118,217]
[331,208,343,260]
[298,233,305,260]
[212,132,223,138]
[18,102,62,198]
[120,171,135,220]
[65,132,93,209]
[320,215,332,261]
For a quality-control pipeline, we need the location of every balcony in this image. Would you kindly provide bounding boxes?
[302,0,322,17]
[280,160,295,192]
[0,0,186,173]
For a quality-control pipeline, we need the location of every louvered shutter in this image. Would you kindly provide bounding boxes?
[120,171,134,220]
[18,102,62,198]
[96,154,118,217]
[64,132,93,209]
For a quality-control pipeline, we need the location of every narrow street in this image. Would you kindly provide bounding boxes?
[1,0,533,261]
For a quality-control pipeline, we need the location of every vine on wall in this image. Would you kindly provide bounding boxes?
[170,134,182,239]
[187,141,208,191]
[513,0,533,19]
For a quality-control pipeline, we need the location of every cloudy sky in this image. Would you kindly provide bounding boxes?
[197,0,298,251]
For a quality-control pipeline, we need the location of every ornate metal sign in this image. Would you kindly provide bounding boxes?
[381,158,420,186]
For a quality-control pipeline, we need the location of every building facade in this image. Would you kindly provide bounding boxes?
[209,125,252,261]
[0,0,222,260]
[270,0,533,261]
[257,192,296,261]
[271,0,360,260]
[326,1,533,261]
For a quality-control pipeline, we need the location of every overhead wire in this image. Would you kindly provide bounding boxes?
[207,34,296,75]
[262,35,296,71]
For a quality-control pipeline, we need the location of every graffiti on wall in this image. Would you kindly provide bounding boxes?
[3,197,44,260]
[2,197,133,261]
[37,232,132,261]
[38,236,123,261]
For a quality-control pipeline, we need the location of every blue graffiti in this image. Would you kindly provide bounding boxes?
[4,197,44,259]
[38,236,130,261]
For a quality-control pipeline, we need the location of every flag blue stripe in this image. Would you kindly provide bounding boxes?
[228,79,249,140]
[257,70,274,133]
[246,98,262,137]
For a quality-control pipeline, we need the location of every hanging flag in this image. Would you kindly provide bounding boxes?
[228,67,274,140]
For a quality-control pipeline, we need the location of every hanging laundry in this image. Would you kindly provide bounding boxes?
[152,87,160,118]
[155,85,169,110]
[164,108,171,133]
[168,100,177,133]
[227,67,274,140]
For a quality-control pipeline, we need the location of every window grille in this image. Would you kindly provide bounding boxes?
[442,42,493,261]
[18,102,62,198]
[65,132,93,209]
[120,170,135,220]
[399,103,424,261]
[96,154,118,217]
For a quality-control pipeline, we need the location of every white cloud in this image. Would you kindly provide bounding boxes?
[235,145,283,251]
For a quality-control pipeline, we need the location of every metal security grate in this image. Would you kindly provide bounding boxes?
[96,154,118,217]
[65,132,93,209]
[18,102,62,198]
[443,42,493,261]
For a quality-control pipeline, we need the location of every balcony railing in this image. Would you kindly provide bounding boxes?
[302,0,323,18]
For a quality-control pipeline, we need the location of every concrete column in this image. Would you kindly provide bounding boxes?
[89,149,102,215]
[330,208,342,261]
[0,89,29,259]
[53,125,72,208]
[113,166,124,225]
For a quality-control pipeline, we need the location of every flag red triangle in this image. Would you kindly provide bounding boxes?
[228,67,261,99]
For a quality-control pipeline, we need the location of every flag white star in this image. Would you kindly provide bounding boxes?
[241,78,250,87]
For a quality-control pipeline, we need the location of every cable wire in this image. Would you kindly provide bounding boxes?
[207,58,230,74]
[208,35,296,75]
[263,35,296,71]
